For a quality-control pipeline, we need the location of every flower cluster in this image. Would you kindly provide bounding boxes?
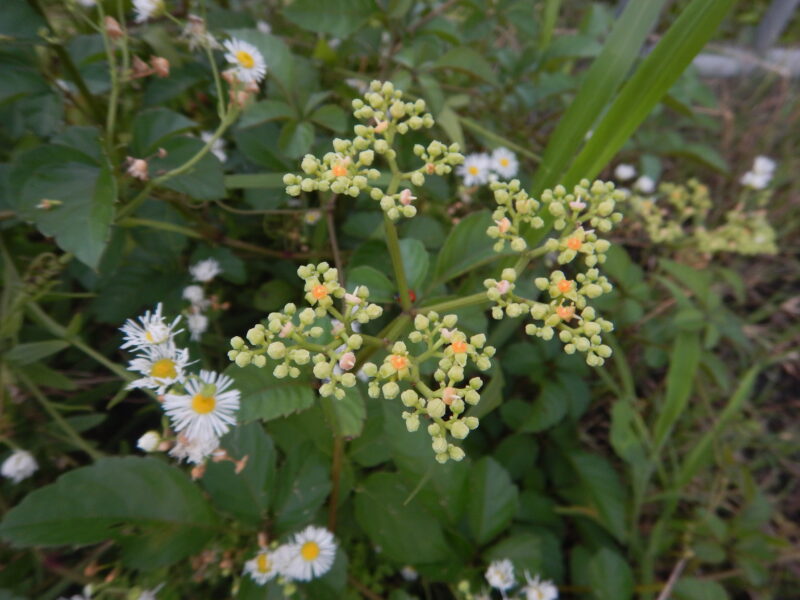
[182,258,224,341]
[457,147,519,186]
[229,263,382,399]
[484,180,622,366]
[121,303,240,465]
[243,525,337,587]
[283,80,463,221]
[458,559,558,600]
[362,312,494,463]
[740,155,776,190]
[630,179,777,256]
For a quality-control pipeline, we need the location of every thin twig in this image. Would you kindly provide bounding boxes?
[655,555,689,600]
[325,194,345,286]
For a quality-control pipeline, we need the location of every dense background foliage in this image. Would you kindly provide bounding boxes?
[1,0,798,599]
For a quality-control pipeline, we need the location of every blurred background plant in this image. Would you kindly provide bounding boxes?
[0,0,798,599]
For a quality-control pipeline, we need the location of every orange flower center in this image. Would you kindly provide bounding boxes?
[556,305,575,321]
[450,341,468,354]
[332,163,348,177]
[301,541,320,561]
[390,354,408,370]
[312,284,329,299]
[566,237,582,250]
[557,279,573,293]
[468,166,479,176]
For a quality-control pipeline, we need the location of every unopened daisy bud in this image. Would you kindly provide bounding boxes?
[339,352,356,371]
[150,56,170,77]
[126,157,149,180]
[105,16,124,40]
[137,431,161,452]
[450,421,469,439]
[427,398,446,418]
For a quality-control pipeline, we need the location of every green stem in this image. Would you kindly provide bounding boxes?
[459,117,541,163]
[383,148,413,311]
[18,372,103,460]
[418,292,488,314]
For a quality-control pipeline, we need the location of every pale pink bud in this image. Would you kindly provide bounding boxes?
[345,293,362,304]
[104,16,123,40]
[131,55,150,78]
[495,217,511,234]
[440,328,454,341]
[399,189,416,206]
[235,455,249,474]
[150,56,170,78]
[190,464,206,480]
[126,157,149,181]
[426,163,436,174]
[339,352,356,371]
[442,387,461,405]
[496,280,511,294]
[374,120,389,133]
[279,322,294,338]
[569,200,587,211]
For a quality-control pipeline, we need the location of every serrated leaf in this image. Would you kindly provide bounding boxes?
[0,457,217,570]
[272,443,331,533]
[466,457,519,546]
[278,121,315,159]
[309,104,347,133]
[225,365,315,423]
[239,99,295,129]
[149,136,225,201]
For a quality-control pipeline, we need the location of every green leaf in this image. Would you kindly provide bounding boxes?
[272,443,331,533]
[239,99,295,129]
[466,457,519,546]
[432,210,509,285]
[3,340,68,365]
[225,173,286,189]
[564,0,735,185]
[398,238,429,292]
[149,136,225,201]
[531,0,667,193]
[434,106,465,150]
[565,451,628,542]
[302,550,349,599]
[201,423,276,526]
[224,365,315,423]
[12,147,116,269]
[346,266,395,303]
[0,457,217,570]
[283,0,377,38]
[431,47,499,86]
[486,531,563,580]
[520,381,569,432]
[673,578,729,600]
[309,104,348,133]
[652,332,700,452]
[130,108,196,156]
[278,121,315,159]
[0,0,45,40]
[588,548,634,600]
[332,387,366,438]
[354,472,450,563]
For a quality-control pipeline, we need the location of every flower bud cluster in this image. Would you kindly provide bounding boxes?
[364,312,495,463]
[542,226,612,268]
[694,209,777,255]
[525,302,614,367]
[487,180,543,252]
[284,80,464,221]
[484,268,527,320]
[228,264,383,390]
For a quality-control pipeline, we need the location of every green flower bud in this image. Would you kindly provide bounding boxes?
[228,349,239,360]
[414,314,430,330]
[299,308,316,325]
[405,414,420,432]
[313,362,332,379]
[341,373,357,387]
[273,364,289,378]
[359,150,374,166]
[464,390,480,405]
[410,172,424,186]
[382,382,400,399]
[253,354,267,368]
[293,349,310,364]
[432,437,448,454]
[401,389,419,407]
[362,362,378,377]
[448,446,465,461]
[427,398,446,418]
[450,421,469,439]
[267,342,286,360]
[428,423,441,436]
[235,352,252,367]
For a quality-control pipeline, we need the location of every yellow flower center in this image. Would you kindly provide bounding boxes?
[191,393,216,414]
[145,330,155,342]
[236,50,255,69]
[301,541,320,561]
[500,158,509,167]
[468,166,479,175]
[150,358,176,379]
[256,553,270,573]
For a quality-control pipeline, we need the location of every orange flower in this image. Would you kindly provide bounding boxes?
[332,162,348,177]
[311,284,328,299]
[390,354,408,370]
[556,305,575,321]
[450,340,468,354]
[566,237,582,251]
[557,279,573,293]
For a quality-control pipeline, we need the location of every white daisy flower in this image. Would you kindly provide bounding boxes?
[120,303,182,352]
[223,38,267,85]
[127,344,190,393]
[457,153,491,186]
[740,171,770,190]
[244,549,282,585]
[169,433,219,464]
[283,525,338,581]
[182,285,208,307]
[137,431,161,452]
[163,370,240,441]
[189,258,223,282]
[201,131,227,163]
[187,313,209,341]
[1,450,38,483]
[634,175,656,195]
[521,571,558,600]
[304,210,322,225]
[752,155,776,175]
[485,559,515,593]
[491,147,518,179]
[614,163,637,181]
[133,0,165,23]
